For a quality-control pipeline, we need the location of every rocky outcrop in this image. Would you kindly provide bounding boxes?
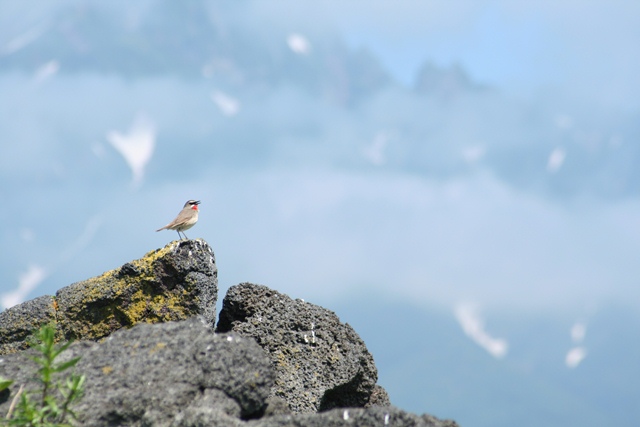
[217,283,386,413]
[0,318,272,426]
[0,239,217,354]
[0,239,459,427]
[0,316,456,427]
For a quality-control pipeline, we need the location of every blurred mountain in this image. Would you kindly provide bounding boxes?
[2,0,639,199]
[0,0,391,106]
[414,61,491,99]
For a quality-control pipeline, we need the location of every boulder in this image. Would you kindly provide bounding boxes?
[0,239,217,355]
[217,283,387,413]
[0,295,57,355]
[0,317,274,426]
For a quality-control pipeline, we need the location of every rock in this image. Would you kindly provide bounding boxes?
[0,239,217,355]
[248,406,459,427]
[368,384,392,407]
[263,396,292,417]
[216,283,384,413]
[0,295,57,355]
[0,241,460,426]
[0,317,274,426]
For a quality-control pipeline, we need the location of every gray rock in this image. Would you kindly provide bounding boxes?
[0,317,274,426]
[0,242,459,426]
[170,389,246,427]
[263,396,293,416]
[217,283,383,413]
[0,295,57,354]
[0,239,217,355]
[368,384,392,407]
[248,406,460,427]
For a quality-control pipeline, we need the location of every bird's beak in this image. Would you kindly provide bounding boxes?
[195,200,201,205]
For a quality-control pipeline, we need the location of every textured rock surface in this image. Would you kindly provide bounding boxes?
[0,239,217,355]
[249,406,459,427]
[0,295,57,355]
[369,384,392,407]
[0,240,460,427]
[217,283,386,413]
[0,317,274,426]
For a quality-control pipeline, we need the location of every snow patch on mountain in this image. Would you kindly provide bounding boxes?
[107,113,156,188]
[454,302,508,358]
[211,90,240,117]
[287,33,311,55]
[566,321,587,368]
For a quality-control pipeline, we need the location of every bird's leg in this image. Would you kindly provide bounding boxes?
[176,230,182,240]
[182,232,189,240]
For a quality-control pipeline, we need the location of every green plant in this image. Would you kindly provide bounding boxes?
[2,325,85,426]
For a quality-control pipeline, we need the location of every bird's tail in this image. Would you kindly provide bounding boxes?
[156,226,167,232]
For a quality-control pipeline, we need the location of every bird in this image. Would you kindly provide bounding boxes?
[156,200,200,240]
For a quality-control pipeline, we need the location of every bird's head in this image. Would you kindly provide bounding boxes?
[184,200,200,210]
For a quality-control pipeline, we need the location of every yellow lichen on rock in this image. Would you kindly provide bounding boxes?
[51,239,217,343]
[1,239,216,354]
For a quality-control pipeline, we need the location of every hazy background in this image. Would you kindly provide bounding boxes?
[1,2,639,426]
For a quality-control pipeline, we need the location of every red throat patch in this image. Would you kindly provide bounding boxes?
[192,205,198,210]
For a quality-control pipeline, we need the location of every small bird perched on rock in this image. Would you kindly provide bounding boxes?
[156,200,200,240]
